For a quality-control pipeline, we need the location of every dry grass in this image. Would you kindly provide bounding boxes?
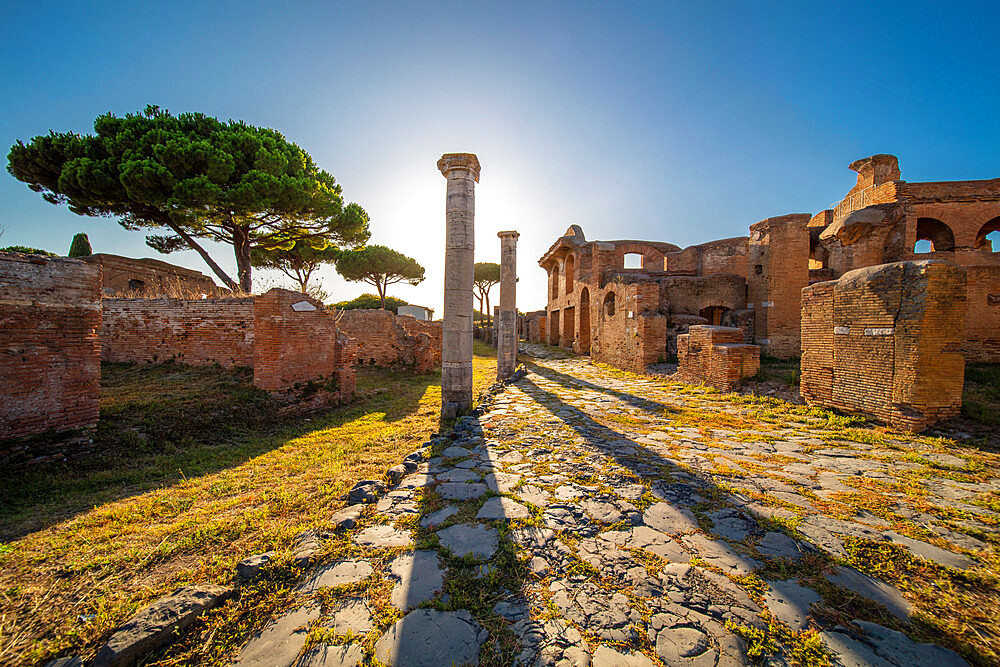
[0,343,497,666]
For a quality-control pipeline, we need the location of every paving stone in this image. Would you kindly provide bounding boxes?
[580,499,624,524]
[591,645,657,666]
[329,505,365,531]
[477,496,531,520]
[436,523,499,559]
[419,505,459,528]
[299,560,372,592]
[511,617,591,666]
[388,551,445,611]
[374,608,487,666]
[884,531,977,569]
[296,643,364,667]
[234,603,320,666]
[756,531,806,560]
[236,552,275,581]
[824,566,913,620]
[549,580,641,642]
[437,469,482,483]
[707,508,758,542]
[439,482,489,500]
[92,585,233,667]
[680,533,760,574]
[643,502,699,534]
[354,525,411,548]
[485,471,522,493]
[442,445,473,459]
[764,579,821,631]
[851,620,967,666]
[324,598,374,634]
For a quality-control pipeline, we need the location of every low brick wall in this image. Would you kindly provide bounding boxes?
[591,281,667,372]
[101,297,254,368]
[675,325,760,391]
[801,260,967,431]
[335,309,442,373]
[1,253,102,465]
[253,289,355,404]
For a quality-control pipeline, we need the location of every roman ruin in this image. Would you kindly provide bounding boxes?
[437,152,481,418]
[496,230,519,380]
[533,154,1000,426]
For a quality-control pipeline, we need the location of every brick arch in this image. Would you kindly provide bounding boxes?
[613,242,665,270]
[975,217,1000,252]
[915,217,955,253]
[564,253,576,293]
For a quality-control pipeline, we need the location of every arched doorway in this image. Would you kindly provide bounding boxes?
[578,287,591,354]
[699,305,729,326]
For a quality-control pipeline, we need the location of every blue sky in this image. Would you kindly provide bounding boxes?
[2,1,998,312]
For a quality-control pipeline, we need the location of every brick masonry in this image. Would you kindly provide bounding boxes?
[801,260,967,431]
[675,325,760,391]
[335,309,442,373]
[253,289,355,404]
[101,298,254,368]
[1,252,102,466]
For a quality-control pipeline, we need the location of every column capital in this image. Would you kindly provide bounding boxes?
[437,153,481,182]
[497,230,520,239]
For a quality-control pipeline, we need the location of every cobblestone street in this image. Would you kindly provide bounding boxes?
[233,347,999,666]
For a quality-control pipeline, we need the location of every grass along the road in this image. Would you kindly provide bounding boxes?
[0,342,497,666]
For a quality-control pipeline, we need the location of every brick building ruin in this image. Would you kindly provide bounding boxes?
[80,253,227,297]
[1,249,445,468]
[534,154,1000,373]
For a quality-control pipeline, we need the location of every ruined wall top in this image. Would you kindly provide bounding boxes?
[849,154,901,190]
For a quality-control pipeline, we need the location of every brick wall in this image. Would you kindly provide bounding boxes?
[1,253,102,465]
[591,281,666,372]
[253,289,355,403]
[801,260,966,431]
[80,253,223,296]
[101,298,254,368]
[965,265,1000,362]
[748,214,811,358]
[675,325,759,391]
[335,309,442,372]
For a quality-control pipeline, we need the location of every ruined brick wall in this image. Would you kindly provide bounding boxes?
[966,265,1000,362]
[1,253,101,464]
[335,309,442,372]
[253,289,355,401]
[80,253,223,296]
[748,214,811,358]
[590,281,666,372]
[800,261,966,431]
[101,298,254,368]
[675,326,760,391]
[663,237,749,276]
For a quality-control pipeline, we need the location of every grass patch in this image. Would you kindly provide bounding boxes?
[0,343,497,665]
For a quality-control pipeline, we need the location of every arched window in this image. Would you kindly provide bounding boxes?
[623,253,643,269]
[564,254,575,293]
[603,292,616,318]
[975,217,1000,252]
[914,217,955,253]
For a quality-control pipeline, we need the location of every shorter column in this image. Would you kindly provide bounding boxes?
[497,230,519,380]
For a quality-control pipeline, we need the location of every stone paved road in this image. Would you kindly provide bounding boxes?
[231,348,999,666]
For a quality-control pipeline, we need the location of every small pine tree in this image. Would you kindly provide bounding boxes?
[68,233,93,257]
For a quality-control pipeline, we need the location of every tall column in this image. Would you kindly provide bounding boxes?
[497,230,519,380]
[437,153,481,419]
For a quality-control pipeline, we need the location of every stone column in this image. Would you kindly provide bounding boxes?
[497,230,519,380]
[437,153,481,419]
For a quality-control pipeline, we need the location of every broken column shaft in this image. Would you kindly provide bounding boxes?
[497,230,519,380]
[437,153,481,418]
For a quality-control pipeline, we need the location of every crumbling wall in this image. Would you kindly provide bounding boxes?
[748,214,811,357]
[590,281,666,372]
[674,325,760,391]
[101,298,254,368]
[80,253,223,296]
[0,253,101,465]
[801,261,966,431]
[965,265,1000,362]
[663,237,749,276]
[253,289,355,403]
[335,309,442,373]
